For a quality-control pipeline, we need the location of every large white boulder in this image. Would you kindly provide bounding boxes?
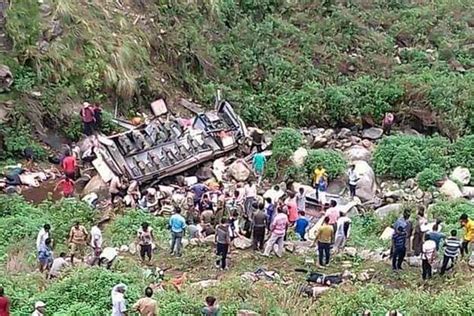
[292,147,308,167]
[345,145,371,162]
[228,160,251,182]
[450,167,471,185]
[353,160,377,202]
[82,175,108,196]
[440,179,463,199]
[462,186,474,198]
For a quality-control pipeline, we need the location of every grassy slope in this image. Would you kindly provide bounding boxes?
[1,0,473,138]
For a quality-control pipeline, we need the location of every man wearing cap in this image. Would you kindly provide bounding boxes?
[80,102,96,136]
[32,301,46,316]
[112,284,128,316]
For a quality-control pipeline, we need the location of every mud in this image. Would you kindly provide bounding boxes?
[21,180,63,204]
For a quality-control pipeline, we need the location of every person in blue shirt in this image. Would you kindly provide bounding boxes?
[169,208,187,257]
[38,238,53,273]
[294,211,310,241]
[392,226,407,271]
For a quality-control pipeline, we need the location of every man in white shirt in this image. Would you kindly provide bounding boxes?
[36,224,51,252]
[334,212,352,253]
[111,283,128,316]
[421,235,437,280]
[347,164,359,199]
[49,252,68,279]
[90,221,105,265]
[243,180,257,217]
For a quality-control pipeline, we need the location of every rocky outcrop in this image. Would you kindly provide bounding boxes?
[345,145,371,162]
[353,160,377,202]
[440,179,463,199]
[292,147,308,167]
[375,203,402,218]
[362,127,383,140]
[0,0,12,52]
[450,167,471,185]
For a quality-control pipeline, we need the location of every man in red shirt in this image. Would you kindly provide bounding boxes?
[61,151,77,179]
[81,102,96,136]
[0,286,10,316]
[55,176,75,198]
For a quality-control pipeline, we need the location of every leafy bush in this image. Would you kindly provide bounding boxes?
[451,135,474,174]
[271,128,303,161]
[0,125,47,160]
[63,111,122,141]
[373,135,451,179]
[417,165,444,191]
[429,200,474,225]
[304,149,347,180]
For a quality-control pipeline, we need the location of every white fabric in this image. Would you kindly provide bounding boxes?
[36,229,49,252]
[32,311,44,316]
[422,240,437,261]
[335,216,351,238]
[244,183,257,198]
[111,292,127,316]
[90,226,103,248]
[101,247,118,262]
[347,169,359,186]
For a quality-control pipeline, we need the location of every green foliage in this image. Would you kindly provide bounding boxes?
[5,0,41,51]
[0,124,47,160]
[304,149,347,180]
[373,135,451,179]
[429,200,474,225]
[450,135,474,174]
[417,165,444,191]
[104,210,169,246]
[271,128,303,162]
[62,110,121,141]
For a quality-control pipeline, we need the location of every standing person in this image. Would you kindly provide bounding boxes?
[31,301,46,316]
[38,238,53,273]
[294,211,310,241]
[312,165,327,201]
[243,180,257,217]
[265,197,275,229]
[313,217,334,267]
[90,221,104,266]
[0,287,9,316]
[54,176,75,198]
[393,211,413,256]
[347,164,359,199]
[251,203,267,251]
[36,224,51,254]
[325,200,340,234]
[334,211,352,253]
[382,112,394,135]
[48,252,68,279]
[190,183,209,207]
[137,222,155,263]
[421,235,437,280]
[252,151,266,182]
[412,208,427,256]
[80,102,96,136]
[215,218,231,270]
[263,207,289,257]
[317,177,328,205]
[61,151,77,180]
[111,284,128,316]
[202,296,219,316]
[132,287,157,316]
[169,208,186,257]
[459,213,474,257]
[392,226,407,271]
[296,187,306,212]
[92,103,103,132]
[285,192,298,225]
[68,221,89,265]
[440,230,462,276]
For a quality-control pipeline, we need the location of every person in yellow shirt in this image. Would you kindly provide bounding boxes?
[313,216,334,267]
[312,165,327,201]
[459,213,474,257]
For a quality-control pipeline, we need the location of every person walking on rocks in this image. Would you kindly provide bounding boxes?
[252,151,266,183]
[312,165,327,201]
[243,180,257,217]
[346,164,359,199]
[61,151,77,180]
[215,218,231,270]
[80,102,96,136]
[392,226,407,271]
[263,207,288,257]
[440,229,462,275]
[296,187,306,212]
[68,221,88,265]
[313,216,334,267]
[90,221,104,266]
[169,208,186,257]
[111,283,127,316]
[382,112,394,135]
[334,211,351,253]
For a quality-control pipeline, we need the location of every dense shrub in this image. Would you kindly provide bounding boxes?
[417,165,444,191]
[373,135,451,179]
[271,128,303,161]
[429,200,474,225]
[450,135,474,174]
[304,149,347,180]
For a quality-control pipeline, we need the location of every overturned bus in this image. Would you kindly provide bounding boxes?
[94,100,248,184]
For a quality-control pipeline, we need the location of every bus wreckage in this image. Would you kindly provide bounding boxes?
[93,100,248,184]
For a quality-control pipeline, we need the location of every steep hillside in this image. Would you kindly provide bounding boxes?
[0,0,473,140]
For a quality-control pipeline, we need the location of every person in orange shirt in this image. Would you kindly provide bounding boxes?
[61,151,77,180]
[54,176,75,198]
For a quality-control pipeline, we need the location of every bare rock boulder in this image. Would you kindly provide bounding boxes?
[228,160,251,182]
[440,179,463,199]
[353,160,377,202]
[292,147,308,167]
[362,127,383,140]
[345,145,371,162]
[0,65,13,93]
[450,167,471,185]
